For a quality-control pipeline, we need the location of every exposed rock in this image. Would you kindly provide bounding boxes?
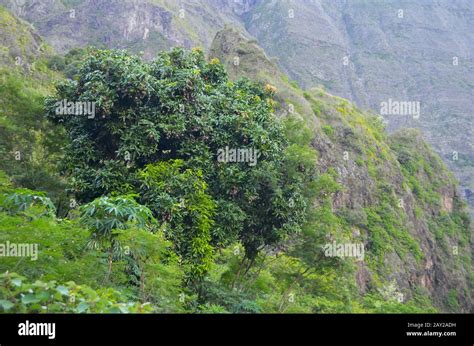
[210,27,473,312]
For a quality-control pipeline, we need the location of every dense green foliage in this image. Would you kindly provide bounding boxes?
[45,48,313,267]
[0,39,471,313]
[138,160,215,281]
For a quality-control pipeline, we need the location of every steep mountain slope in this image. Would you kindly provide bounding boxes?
[4,0,470,218]
[0,4,472,313]
[242,0,474,216]
[210,28,473,312]
[0,6,66,213]
[0,0,250,58]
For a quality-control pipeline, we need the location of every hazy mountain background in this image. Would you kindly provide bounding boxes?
[2,0,472,215]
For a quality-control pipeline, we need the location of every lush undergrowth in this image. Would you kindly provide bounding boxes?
[0,174,435,313]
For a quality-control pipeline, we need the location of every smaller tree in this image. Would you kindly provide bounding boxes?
[79,195,155,282]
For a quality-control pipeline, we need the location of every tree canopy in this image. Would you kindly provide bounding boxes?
[45,47,314,276]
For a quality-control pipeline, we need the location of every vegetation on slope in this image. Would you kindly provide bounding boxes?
[0,13,471,312]
[0,6,67,214]
[209,28,472,312]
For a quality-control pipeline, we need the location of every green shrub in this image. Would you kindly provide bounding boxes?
[0,189,56,217]
[0,272,153,313]
[322,124,334,137]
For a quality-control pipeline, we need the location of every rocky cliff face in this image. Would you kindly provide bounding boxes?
[210,28,473,312]
[0,0,250,58]
[241,0,474,218]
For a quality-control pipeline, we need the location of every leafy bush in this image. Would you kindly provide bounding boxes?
[0,206,107,286]
[80,195,155,247]
[322,124,334,137]
[0,189,56,217]
[0,272,153,313]
[115,227,185,311]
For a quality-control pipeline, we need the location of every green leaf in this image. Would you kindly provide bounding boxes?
[11,278,22,287]
[21,294,40,304]
[56,285,69,296]
[36,291,50,302]
[76,301,90,313]
[0,299,14,311]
